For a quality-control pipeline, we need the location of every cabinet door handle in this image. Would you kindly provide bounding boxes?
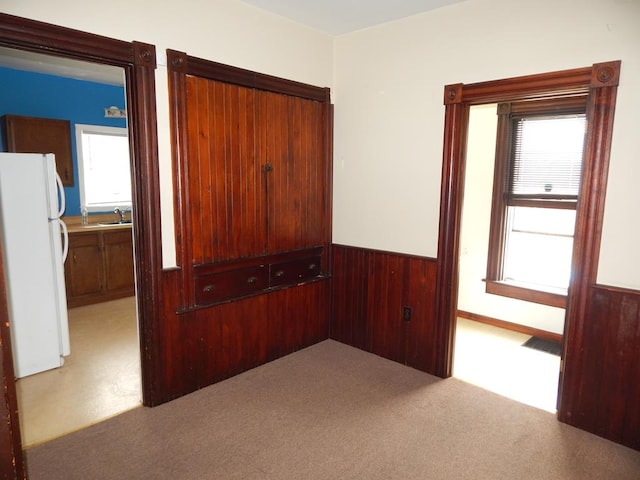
[264,163,274,172]
[247,276,258,284]
[203,284,216,293]
[274,270,285,277]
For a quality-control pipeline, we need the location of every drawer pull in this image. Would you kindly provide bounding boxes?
[203,284,216,293]
[308,263,317,270]
[247,276,258,284]
[274,270,285,277]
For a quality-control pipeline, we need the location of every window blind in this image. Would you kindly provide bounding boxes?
[508,114,586,200]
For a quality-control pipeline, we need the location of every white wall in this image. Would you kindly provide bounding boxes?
[5,0,639,290]
[457,104,565,334]
[2,0,334,267]
[333,0,640,290]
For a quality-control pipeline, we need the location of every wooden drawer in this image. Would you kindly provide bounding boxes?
[195,265,268,306]
[270,256,321,287]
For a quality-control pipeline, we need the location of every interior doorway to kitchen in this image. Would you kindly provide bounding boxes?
[0,48,142,446]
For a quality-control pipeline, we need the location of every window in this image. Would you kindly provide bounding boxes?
[485,97,587,307]
[75,124,131,212]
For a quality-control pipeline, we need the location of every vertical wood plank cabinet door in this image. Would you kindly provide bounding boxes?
[185,76,266,265]
[258,91,326,254]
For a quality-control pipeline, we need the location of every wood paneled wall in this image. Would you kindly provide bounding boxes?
[158,269,330,402]
[331,245,438,374]
[560,284,640,450]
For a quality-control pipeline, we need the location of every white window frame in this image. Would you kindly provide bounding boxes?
[75,124,131,213]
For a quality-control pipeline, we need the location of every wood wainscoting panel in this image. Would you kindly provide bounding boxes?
[159,269,330,402]
[562,284,640,450]
[331,245,438,374]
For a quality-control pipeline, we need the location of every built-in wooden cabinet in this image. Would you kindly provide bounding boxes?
[163,51,332,400]
[65,228,134,307]
[174,57,332,311]
[183,76,328,268]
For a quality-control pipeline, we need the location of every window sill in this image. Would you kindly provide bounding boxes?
[485,280,567,308]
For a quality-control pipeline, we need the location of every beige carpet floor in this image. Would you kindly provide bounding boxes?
[25,340,640,479]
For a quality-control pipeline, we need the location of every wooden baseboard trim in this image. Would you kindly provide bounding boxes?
[457,310,563,343]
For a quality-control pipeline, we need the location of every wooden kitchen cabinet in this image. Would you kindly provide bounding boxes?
[65,227,135,307]
[3,114,74,186]
[104,230,135,293]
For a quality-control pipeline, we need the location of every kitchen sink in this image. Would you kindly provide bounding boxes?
[97,220,133,226]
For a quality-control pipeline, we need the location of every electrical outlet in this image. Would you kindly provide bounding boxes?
[402,305,412,321]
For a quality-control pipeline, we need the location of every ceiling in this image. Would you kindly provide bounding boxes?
[240,0,466,35]
[0,47,125,86]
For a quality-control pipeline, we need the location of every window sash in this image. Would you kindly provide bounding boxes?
[507,113,586,200]
[75,124,132,212]
[485,98,587,307]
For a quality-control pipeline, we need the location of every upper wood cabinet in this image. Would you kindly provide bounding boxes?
[168,51,332,309]
[182,76,329,266]
[2,114,74,186]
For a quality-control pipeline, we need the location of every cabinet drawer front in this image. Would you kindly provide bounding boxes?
[103,229,132,244]
[270,256,321,287]
[68,232,101,248]
[195,266,268,305]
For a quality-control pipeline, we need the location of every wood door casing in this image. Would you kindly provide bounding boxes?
[435,62,640,450]
[0,239,26,479]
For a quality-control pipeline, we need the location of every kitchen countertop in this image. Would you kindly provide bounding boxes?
[64,214,133,234]
[67,222,132,234]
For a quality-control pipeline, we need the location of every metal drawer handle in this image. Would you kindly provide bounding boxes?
[203,284,215,293]
[308,263,317,270]
[247,276,258,284]
[274,270,285,277]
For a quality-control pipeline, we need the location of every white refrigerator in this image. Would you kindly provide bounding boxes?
[0,152,70,378]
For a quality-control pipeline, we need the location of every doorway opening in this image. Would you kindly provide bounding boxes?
[0,15,161,477]
[0,50,142,446]
[451,102,573,413]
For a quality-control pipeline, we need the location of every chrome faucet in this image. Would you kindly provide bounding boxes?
[114,207,127,223]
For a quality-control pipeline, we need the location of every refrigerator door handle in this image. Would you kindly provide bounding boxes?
[55,171,66,217]
[59,218,69,263]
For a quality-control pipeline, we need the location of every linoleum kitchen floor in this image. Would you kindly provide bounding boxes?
[16,297,141,447]
[453,317,561,413]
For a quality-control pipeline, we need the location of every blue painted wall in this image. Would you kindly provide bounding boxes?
[0,66,127,216]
